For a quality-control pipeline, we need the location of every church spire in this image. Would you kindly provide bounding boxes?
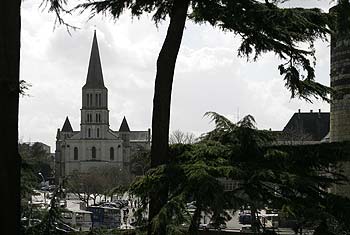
[83,30,105,89]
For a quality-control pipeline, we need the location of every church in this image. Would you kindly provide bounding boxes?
[55,31,150,184]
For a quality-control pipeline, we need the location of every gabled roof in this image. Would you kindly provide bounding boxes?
[83,31,106,89]
[280,111,330,141]
[119,116,130,132]
[62,117,73,132]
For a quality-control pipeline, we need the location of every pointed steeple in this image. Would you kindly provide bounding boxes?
[119,116,130,132]
[83,30,105,89]
[62,117,73,132]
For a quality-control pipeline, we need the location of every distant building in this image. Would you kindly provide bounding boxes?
[276,109,330,145]
[55,31,150,184]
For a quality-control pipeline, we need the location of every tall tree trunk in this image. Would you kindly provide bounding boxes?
[148,0,189,234]
[0,0,21,234]
[188,204,202,235]
[251,206,259,234]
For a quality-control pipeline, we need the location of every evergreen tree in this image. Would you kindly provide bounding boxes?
[131,112,350,234]
[50,2,337,233]
[2,0,350,232]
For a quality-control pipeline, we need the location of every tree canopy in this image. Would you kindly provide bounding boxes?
[47,0,335,101]
[39,0,350,234]
[131,112,350,234]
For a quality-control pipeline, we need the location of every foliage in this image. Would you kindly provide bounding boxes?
[22,187,66,235]
[41,1,350,234]
[19,142,52,179]
[19,80,31,96]
[169,130,197,145]
[44,0,336,102]
[67,166,130,205]
[130,147,151,176]
[130,112,350,234]
[20,142,53,221]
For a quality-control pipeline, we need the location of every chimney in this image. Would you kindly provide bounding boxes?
[310,110,313,113]
[318,109,321,118]
[298,109,301,119]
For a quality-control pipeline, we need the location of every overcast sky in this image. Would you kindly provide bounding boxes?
[19,0,336,151]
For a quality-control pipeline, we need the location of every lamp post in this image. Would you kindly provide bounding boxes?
[38,172,47,205]
[38,172,45,185]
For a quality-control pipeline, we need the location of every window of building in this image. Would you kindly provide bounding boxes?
[99,94,102,107]
[74,147,78,160]
[88,128,91,138]
[92,147,96,159]
[96,113,98,123]
[89,94,93,106]
[110,147,114,160]
[97,128,99,138]
[87,94,89,107]
[95,94,98,107]
[99,114,101,122]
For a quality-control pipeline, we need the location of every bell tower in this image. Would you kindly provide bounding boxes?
[81,31,109,139]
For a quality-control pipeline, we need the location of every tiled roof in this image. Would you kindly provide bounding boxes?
[279,111,330,141]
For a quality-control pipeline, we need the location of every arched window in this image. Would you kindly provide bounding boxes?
[92,147,96,159]
[95,94,98,107]
[96,113,98,123]
[86,94,89,107]
[110,147,114,160]
[74,147,78,160]
[88,128,91,138]
[99,114,101,122]
[97,128,99,138]
[99,94,102,106]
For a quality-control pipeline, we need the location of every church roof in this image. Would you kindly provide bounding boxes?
[83,31,106,89]
[62,117,73,132]
[119,116,130,132]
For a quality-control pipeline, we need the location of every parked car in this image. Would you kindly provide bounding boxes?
[239,213,252,225]
[200,222,227,230]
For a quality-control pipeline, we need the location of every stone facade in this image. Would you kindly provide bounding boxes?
[55,32,150,184]
[330,36,350,142]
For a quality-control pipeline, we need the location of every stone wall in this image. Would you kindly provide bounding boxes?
[330,37,350,142]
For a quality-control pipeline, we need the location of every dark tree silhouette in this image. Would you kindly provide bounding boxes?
[2,0,349,233]
[0,0,21,234]
[71,3,332,233]
[45,1,346,234]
